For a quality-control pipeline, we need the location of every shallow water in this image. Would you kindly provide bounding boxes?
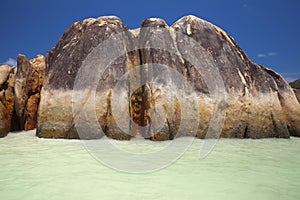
[1,130,300,200]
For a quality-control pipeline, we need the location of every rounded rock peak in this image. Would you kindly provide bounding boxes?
[141,18,168,28]
[96,15,121,20]
[177,15,206,24]
[172,15,205,30]
[96,15,122,24]
[81,15,123,27]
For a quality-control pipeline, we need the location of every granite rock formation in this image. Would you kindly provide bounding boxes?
[0,55,46,137]
[37,16,138,139]
[15,54,46,131]
[0,65,16,137]
[36,15,300,140]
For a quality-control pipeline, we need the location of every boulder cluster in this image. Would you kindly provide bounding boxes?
[0,55,46,137]
[1,15,299,140]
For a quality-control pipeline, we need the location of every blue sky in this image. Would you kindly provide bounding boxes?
[1,0,299,81]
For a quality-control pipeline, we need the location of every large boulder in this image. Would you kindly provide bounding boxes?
[15,54,46,131]
[37,15,300,139]
[37,16,139,139]
[0,65,16,137]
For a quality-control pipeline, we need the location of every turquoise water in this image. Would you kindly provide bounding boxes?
[1,130,300,200]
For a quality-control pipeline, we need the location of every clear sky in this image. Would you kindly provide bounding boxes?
[1,0,299,81]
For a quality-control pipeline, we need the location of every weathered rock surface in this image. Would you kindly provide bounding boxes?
[37,15,300,140]
[0,65,16,137]
[15,54,46,131]
[37,16,138,139]
[24,93,40,130]
[0,54,46,137]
